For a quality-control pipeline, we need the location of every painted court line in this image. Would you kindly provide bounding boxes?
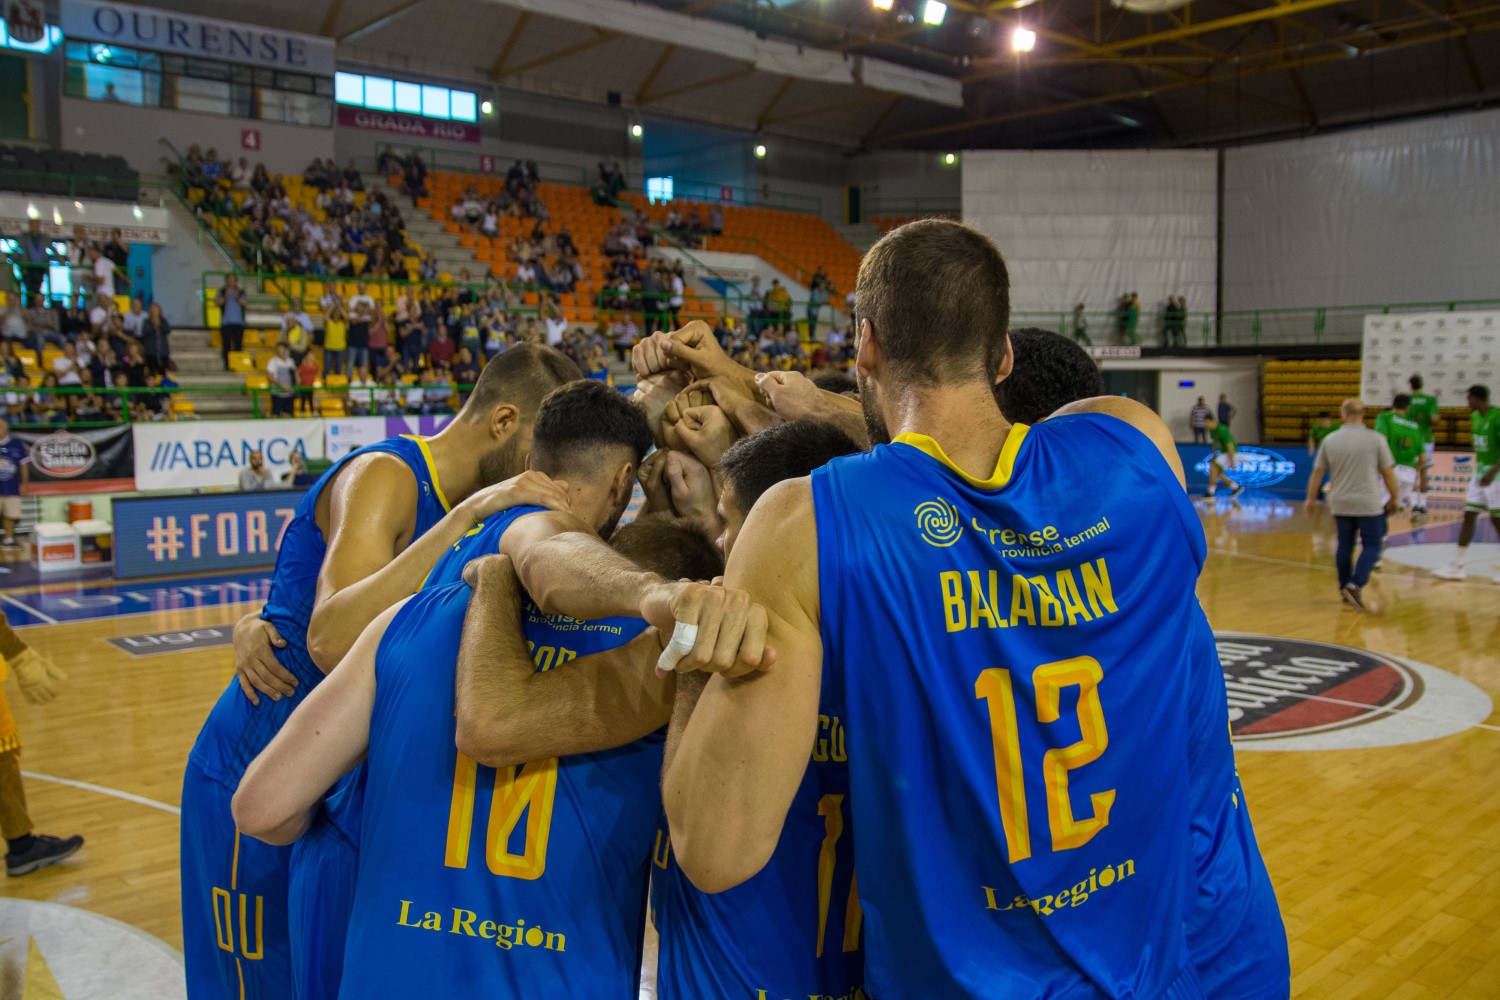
[21,771,180,816]
[1272,689,1500,735]
[0,593,57,624]
[1207,548,1499,586]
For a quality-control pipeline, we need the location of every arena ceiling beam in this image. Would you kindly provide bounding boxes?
[638,65,759,106]
[488,11,534,79]
[496,29,622,79]
[872,13,1500,143]
[337,0,427,43]
[633,43,680,105]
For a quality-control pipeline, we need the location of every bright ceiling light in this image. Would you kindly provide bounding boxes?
[1012,26,1037,52]
[52,207,62,226]
[943,152,957,166]
[923,1,947,25]
[480,99,494,114]
[25,203,38,219]
[754,143,767,158]
[631,123,643,138]
[872,0,894,10]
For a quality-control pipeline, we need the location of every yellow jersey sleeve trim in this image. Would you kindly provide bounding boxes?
[893,424,1030,490]
[403,434,453,513]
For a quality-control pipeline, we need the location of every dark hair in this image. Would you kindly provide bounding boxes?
[462,344,581,423]
[610,514,724,582]
[811,371,858,395]
[531,380,652,477]
[1409,375,1423,391]
[719,420,861,513]
[1392,393,1411,410]
[855,219,1010,386]
[993,327,1104,424]
[1470,384,1490,402]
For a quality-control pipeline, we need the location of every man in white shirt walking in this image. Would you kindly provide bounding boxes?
[1304,398,1399,612]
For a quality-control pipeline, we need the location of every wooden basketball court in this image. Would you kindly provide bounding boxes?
[2,498,1497,997]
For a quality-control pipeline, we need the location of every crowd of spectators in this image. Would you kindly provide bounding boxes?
[254,276,618,417]
[0,286,178,424]
[447,159,550,232]
[175,146,412,281]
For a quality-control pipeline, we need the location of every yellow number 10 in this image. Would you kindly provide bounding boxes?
[444,753,559,880]
[974,656,1115,863]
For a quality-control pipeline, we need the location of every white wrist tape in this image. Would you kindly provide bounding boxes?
[656,622,700,674]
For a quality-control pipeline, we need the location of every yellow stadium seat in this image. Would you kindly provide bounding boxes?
[171,399,196,417]
[244,374,269,390]
[324,374,349,388]
[13,349,38,370]
[228,351,256,373]
[40,349,63,371]
[319,398,346,416]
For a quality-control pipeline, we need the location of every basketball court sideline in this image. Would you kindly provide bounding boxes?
[0,497,1496,998]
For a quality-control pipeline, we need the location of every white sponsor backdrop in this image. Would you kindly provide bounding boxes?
[133,420,325,491]
[1224,107,1500,310]
[961,149,1218,315]
[324,415,456,461]
[1361,310,1500,407]
[324,417,388,462]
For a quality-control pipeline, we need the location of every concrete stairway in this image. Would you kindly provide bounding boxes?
[172,328,258,418]
[834,222,880,254]
[370,174,489,281]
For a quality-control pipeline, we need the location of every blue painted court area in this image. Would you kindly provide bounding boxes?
[0,571,272,627]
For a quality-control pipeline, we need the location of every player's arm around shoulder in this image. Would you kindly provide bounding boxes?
[1051,395,1186,488]
[498,508,666,621]
[454,554,674,768]
[306,452,420,670]
[233,599,406,846]
[663,477,822,894]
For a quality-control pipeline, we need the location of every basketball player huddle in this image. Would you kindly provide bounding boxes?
[184,222,1291,1000]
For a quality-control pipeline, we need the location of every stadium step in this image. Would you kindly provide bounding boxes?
[834,222,881,253]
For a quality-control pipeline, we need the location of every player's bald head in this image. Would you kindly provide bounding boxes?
[855,219,1011,387]
[1341,398,1365,421]
[461,345,582,426]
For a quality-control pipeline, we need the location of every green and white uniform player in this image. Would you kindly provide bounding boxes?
[1407,376,1440,457]
[1435,385,1500,580]
[1374,396,1428,516]
[1204,415,1244,498]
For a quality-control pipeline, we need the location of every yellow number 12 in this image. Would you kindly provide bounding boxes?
[974,656,1115,863]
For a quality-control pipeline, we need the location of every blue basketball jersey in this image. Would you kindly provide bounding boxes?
[339,550,663,999]
[813,414,1284,999]
[286,502,542,1000]
[181,435,450,1000]
[188,435,452,788]
[654,654,864,1000]
[423,504,545,588]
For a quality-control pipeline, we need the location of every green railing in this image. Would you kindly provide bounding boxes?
[238,382,482,419]
[690,232,829,289]
[1,385,191,424]
[863,197,961,219]
[1,260,127,306]
[1013,299,1500,349]
[198,270,548,327]
[650,177,822,216]
[367,143,589,187]
[370,142,824,215]
[159,137,242,272]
